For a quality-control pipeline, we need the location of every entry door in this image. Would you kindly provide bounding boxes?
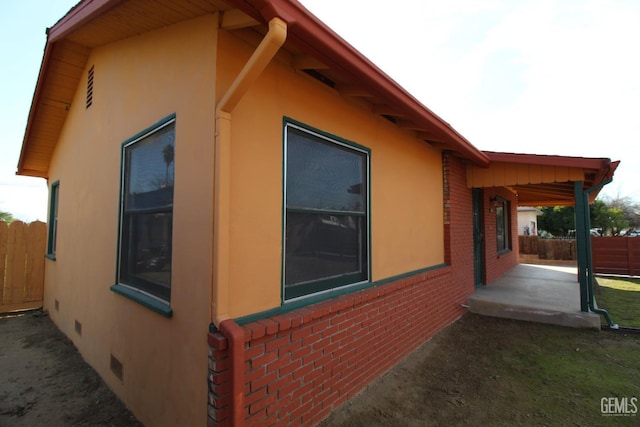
[472,188,485,287]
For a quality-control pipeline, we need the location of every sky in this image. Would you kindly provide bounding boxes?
[1,0,639,222]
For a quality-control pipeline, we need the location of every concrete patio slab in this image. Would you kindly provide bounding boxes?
[467,264,601,329]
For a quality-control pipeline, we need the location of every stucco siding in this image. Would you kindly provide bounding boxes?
[216,29,444,319]
[43,14,218,427]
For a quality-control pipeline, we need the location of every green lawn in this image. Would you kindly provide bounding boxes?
[595,276,640,328]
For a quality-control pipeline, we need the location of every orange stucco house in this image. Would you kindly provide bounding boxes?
[18,1,617,426]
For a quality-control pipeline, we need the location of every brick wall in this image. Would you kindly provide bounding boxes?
[207,154,476,426]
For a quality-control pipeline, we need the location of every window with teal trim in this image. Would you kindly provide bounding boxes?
[47,181,60,258]
[118,117,175,303]
[496,197,511,253]
[284,121,369,300]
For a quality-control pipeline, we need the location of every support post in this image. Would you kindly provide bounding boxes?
[574,181,589,312]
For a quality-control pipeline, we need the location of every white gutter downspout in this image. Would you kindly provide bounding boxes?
[212,17,287,328]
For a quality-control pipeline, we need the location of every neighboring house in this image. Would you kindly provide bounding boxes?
[518,206,543,235]
[17,1,618,426]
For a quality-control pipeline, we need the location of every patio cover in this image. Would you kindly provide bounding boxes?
[467,150,620,324]
[467,151,619,206]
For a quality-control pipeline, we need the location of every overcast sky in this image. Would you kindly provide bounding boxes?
[2,0,639,221]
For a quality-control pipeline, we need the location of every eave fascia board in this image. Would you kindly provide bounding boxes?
[484,151,612,170]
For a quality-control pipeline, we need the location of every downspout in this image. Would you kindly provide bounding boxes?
[213,17,287,327]
[583,178,618,328]
[574,181,589,313]
[211,17,287,427]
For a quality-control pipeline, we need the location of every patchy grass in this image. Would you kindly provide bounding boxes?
[595,276,640,328]
[321,314,640,427]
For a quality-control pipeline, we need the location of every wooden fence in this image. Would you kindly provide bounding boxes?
[592,237,640,276]
[519,236,576,260]
[0,221,46,314]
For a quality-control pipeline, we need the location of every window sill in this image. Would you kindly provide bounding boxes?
[110,284,173,318]
[45,253,56,261]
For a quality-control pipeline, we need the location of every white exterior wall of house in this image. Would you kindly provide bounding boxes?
[517,207,542,236]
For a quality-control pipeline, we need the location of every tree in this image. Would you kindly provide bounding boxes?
[590,199,628,236]
[538,197,637,238]
[162,143,174,187]
[0,211,15,223]
[538,206,575,237]
[598,194,640,232]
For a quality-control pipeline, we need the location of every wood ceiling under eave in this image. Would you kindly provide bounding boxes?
[468,153,618,207]
[511,182,578,207]
[63,0,231,48]
[19,0,233,177]
[19,40,90,177]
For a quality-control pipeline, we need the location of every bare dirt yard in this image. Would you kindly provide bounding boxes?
[1,308,639,427]
[0,310,141,427]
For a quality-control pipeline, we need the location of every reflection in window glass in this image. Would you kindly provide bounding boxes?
[496,199,510,253]
[119,118,175,302]
[47,181,60,257]
[284,122,369,300]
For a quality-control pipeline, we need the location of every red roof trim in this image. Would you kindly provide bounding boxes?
[483,151,612,170]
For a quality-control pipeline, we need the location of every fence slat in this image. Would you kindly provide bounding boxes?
[592,236,640,276]
[25,221,46,302]
[5,221,28,305]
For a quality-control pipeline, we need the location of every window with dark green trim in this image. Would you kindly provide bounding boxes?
[46,181,60,259]
[496,197,511,253]
[284,121,369,300]
[117,117,175,303]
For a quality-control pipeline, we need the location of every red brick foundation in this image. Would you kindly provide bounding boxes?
[207,154,478,426]
[209,265,471,426]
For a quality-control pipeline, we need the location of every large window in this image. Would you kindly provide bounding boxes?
[284,121,369,300]
[117,116,175,303]
[496,197,511,253]
[46,180,60,259]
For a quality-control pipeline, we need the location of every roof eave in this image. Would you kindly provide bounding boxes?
[17,0,126,178]
[17,41,53,178]
[229,0,490,167]
[19,0,491,178]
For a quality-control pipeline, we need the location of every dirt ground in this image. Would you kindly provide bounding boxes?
[1,309,637,427]
[319,314,514,427]
[0,310,141,427]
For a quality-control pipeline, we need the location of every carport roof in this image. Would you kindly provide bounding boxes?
[467,152,619,206]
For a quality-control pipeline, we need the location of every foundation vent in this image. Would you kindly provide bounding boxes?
[110,354,123,381]
[74,320,82,336]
